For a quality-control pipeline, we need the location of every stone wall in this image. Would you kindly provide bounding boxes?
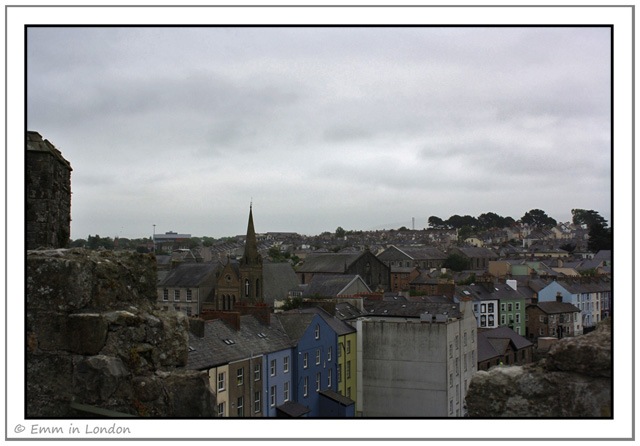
[26,248,216,417]
[465,317,611,417]
[26,131,72,250]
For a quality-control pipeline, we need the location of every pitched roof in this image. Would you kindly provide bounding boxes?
[276,401,311,417]
[262,262,300,305]
[535,301,581,314]
[186,315,293,370]
[454,246,498,258]
[476,326,533,362]
[295,306,356,336]
[296,252,363,273]
[363,300,461,318]
[334,302,365,320]
[158,263,217,287]
[273,312,317,343]
[301,274,370,297]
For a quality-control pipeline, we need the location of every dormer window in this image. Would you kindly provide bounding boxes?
[314,324,320,339]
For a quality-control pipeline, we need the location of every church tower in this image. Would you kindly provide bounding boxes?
[239,204,263,304]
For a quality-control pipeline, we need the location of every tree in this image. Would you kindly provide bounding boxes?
[477,212,513,230]
[571,209,607,228]
[520,209,557,228]
[442,253,470,272]
[571,209,611,252]
[587,223,612,252]
[446,215,478,230]
[428,216,446,229]
[335,227,346,238]
[281,296,303,311]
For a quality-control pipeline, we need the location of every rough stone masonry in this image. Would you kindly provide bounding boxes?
[465,317,612,417]
[26,248,216,417]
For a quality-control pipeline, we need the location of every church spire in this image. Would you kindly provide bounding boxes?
[242,203,261,266]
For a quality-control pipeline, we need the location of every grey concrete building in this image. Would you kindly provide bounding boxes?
[350,299,477,417]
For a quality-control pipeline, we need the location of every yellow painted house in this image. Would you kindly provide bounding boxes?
[337,331,357,401]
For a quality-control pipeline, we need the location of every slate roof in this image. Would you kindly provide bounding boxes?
[263,262,300,305]
[534,301,581,314]
[378,245,446,260]
[276,401,311,417]
[456,283,526,302]
[476,326,533,363]
[363,300,461,318]
[158,263,217,288]
[273,312,317,343]
[454,247,498,258]
[294,306,356,336]
[296,253,363,273]
[186,315,293,371]
[301,274,367,297]
[319,389,355,406]
[334,302,365,320]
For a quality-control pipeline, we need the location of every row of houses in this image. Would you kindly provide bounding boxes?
[157,208,611,417]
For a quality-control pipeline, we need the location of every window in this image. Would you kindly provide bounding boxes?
[463,332,467,346]
[455,335,459,349]
[346,340,351,354]
[464,353,467,371]
[456,384,460,403]
[237,367,244,386]
[217,372,225,392]
[515,302,520,310]
[328,369,332,388]
[315,324,320,339]
[254,362,261,381]
[449,373,453,388]
[327,346,332,362]
[471,329,475,343]
[539,328,545,336]
[270,385,276,407]
[449,344,453,358]
[237,396,244,417]
[244,279,250,297]
[456,358,459,375]
[474,304,478,312]
[501,314,506,325]
[515,313,520,323]
[501,303,506,312]
[303,353,308,369]
[283,356,289,373]
[174,289,180,301]
[186,289,192,302]
[539,315,545,323]
[507,303,513,312]
[346,360,351,379]
[480,315,487,327]
[316,372,321,391]
[450,400,453,414]
[303,376,309,397]
[270,359,276,377]
[163,289,169,301]
[481,304,486,313]
[488,303,494,313]
[337,366,342,383]
[284,381,290,402]
[315,349,321,365]
[254,391,261,413]
[338,343,343,357]
[217,402,225,417]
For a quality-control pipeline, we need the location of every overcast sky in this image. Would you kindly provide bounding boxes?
[26,26,611,239]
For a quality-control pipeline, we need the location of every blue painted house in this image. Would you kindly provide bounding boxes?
[262,317,296,417]
[275,310,346,417]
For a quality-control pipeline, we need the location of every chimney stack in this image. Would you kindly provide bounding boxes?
[556,291,563,303]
